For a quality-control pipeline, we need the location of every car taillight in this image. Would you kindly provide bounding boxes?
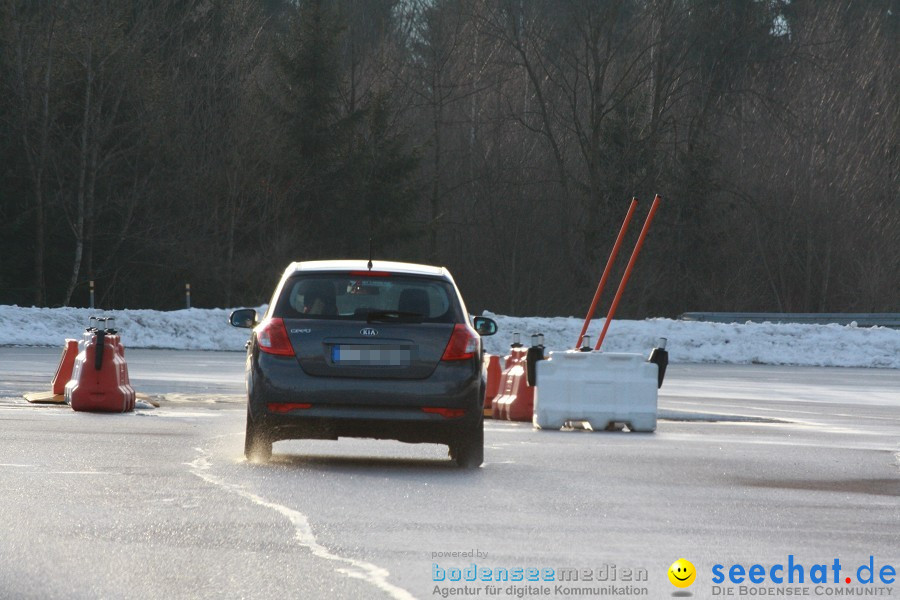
[422,407,466,418]
[268,402,311,413]
[255,318,295,356]
[350,270,391,277]
[441,323,479,361]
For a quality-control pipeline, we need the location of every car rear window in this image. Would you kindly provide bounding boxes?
[273,273,464,323]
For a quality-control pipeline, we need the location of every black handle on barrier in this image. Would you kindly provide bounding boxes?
[87,315,120,370]
[648,338,668,388]
[525,345,544,387]
[94,329,106,370]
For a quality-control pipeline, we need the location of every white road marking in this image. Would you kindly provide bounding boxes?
[0,464,120,475]
[137,411,224,418]
[186,448,418,600]
[48,471,120,475]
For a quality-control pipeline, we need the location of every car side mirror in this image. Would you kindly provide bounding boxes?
[473,316,498,336]
[229,308,257,328]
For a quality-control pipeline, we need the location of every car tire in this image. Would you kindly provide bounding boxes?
[244,406,272,463]
[450,419,484,468]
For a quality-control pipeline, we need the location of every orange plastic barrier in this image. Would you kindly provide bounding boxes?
[51,339,79,395]
[483,354,502,417]
[492,348,534,422]
[65,332,135,413]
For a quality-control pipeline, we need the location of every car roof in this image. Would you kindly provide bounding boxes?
[285,260,451,279]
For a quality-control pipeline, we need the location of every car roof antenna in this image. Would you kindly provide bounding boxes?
[367,238,373,271]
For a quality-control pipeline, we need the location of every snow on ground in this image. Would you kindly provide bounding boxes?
[482,312,900,369]
[0,304,897,368]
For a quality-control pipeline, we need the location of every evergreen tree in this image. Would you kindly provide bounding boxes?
[270,0,418,259]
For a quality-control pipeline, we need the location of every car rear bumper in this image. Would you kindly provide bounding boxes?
[262,412,480,444]
[248,353,483,443]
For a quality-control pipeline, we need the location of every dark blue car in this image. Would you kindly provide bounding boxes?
[230,260,498,467]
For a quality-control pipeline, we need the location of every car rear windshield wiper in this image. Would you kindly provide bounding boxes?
[366,310,424,323]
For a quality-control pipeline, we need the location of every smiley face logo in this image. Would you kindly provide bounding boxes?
[668,558,696,588]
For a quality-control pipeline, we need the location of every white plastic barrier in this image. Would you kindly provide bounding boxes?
[533,351,658,432]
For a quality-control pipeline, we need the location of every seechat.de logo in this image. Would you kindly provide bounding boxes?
[711,555,896,585]
[669,558,696,588]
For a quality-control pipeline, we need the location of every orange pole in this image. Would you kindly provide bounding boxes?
[575,198,639,348]
[595,194,662,351]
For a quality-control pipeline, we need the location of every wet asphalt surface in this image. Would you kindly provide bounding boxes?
[0,348,898,600]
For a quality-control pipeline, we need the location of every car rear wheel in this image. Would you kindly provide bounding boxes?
[244,406,272,463]
[450,419,484,468]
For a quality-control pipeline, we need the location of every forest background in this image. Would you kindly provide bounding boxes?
[1,0,896,317]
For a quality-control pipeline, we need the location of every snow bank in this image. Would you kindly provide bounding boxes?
[481,312,900,369]
[0,305,897,368]
[0,305,263,352]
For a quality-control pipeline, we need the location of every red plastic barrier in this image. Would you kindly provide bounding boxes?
[51,339,79,395]
[492,348,535,422]
[483,354,502,417]
[65,332,135,413]
[114,338,134,412]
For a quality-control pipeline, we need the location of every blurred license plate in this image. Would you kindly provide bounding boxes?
[332,345,410,366]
